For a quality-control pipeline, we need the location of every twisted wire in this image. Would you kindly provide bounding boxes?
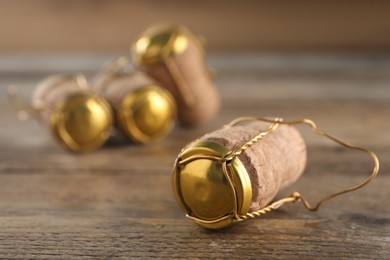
[176,116,379,225]
[226,121,280,160]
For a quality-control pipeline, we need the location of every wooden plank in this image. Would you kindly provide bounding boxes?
[0,173,388,259]
[0,54,389,258]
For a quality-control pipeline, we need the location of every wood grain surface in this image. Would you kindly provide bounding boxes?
[0,54,389,259]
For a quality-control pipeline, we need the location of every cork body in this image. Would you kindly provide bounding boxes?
[31,75,86,127]
[92,71,154,109]
[92,70,176,143]
[139,31,220,127]
[200,121,307,211]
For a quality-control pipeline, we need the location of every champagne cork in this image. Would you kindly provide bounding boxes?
[173,120,307,229]
[92,70,176,144]
[93,70,153,106]
[30,75,113,152]
[132,24,220,127]
[32,75,88,127]
[200,121,307,211]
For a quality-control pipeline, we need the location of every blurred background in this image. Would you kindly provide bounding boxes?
[1,0,389,112]
[0,2,389,258]
[0,0,389,53]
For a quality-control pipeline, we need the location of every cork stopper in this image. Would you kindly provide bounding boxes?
[201,121,307,211]
[31,75,88,127]
[30,74,113,152]
[173,120,307,228]
[132,24,220,127]
[92,70,176,143]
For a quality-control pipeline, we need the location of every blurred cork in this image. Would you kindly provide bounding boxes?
[30,74,113,152]
[31,74,88,127]
[132,24,220,127]
[92,69,176,143]
[93,70,154,109]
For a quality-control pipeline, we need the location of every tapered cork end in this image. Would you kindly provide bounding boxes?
[132,24,220,127]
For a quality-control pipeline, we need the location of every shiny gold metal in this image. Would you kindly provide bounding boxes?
[131,23,204,108]
[132,23,195,65]
[172,117,380,229]
[7,76,114,153]
[94,57,177,144]
[117,85,176,144]
[173,141,252,229]
[51,93,113,152]
[173,121,279,229]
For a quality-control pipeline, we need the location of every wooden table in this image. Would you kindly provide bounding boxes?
[0,54,389,259]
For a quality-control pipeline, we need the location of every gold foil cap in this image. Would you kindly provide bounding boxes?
[117,85,176,144]
[172,141,252,229]
[50,92,113,152]
[132,23,190,65]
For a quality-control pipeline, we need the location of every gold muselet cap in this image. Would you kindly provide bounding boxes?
[172,140,252,229]
[132,23,192,65]
[117,85,176,144]
[50,92,113,152]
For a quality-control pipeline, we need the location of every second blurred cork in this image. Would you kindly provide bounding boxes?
[131,23,220,127]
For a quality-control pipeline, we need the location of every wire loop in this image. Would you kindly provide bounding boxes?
[177,117,379,224]
[7,85,39,120]
[7,75,90,121]
[229,117,379,220]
